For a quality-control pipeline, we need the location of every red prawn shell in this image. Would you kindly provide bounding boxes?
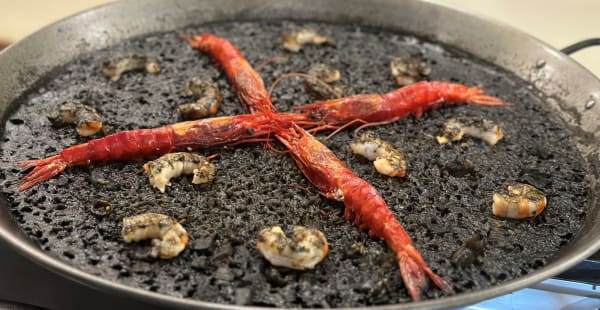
[295,81,506,125]
[187,33,274,113]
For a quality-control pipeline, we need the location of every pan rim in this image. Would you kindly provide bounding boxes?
[1,0,599,309]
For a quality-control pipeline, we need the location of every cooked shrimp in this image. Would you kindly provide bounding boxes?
[257,226,329,270]
[275,125,452,301]
[390,56,431,86]
[18,112,310,190]
[492,183,547,219]
[122,212,188,259]
[192,161,216,185]
[101,54,160,81]
[47,102,102,136]
[281,28,335,52]
[437,117,504,145]
[143,152,216,193]
[295,81,507,134]
[178,78,222,119]
[308,63,340,83]
[350,131,407,177]
[304,63,350,100]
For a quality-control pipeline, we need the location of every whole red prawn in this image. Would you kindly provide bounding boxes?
[276,125,453,301]
[18,112,307,190]
[295,81,507,132]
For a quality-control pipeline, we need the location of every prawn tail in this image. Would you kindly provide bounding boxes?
[397,250,428,302]
[18,155,68,191]
[467,90,509,106]
[397,245,454,301]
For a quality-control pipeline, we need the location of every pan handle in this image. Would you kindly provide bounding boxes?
[561,38,600,55]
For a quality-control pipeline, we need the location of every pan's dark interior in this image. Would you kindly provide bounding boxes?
[0,21,590,307]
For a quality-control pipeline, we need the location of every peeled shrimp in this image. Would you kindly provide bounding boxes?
[47,102,102,136]
[350,131,407,177]
[101,54,160,81]
[143,152,216,193]
[257,226,329,270]
[437,117,504,145]
[281,29,335,52]
[122,212,188,259]
[178,78,222,119]
[492,183,547,219]
[304,63,350,100]
[390,56,431,86]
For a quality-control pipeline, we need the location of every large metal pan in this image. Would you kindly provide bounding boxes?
[0,0,599,309]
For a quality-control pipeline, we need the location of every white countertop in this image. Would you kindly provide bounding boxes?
[1,0,599,77]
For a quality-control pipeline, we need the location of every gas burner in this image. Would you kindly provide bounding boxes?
[469,276,600,310]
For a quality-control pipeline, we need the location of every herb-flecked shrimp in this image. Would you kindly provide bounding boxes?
[257,226,329,270]
[47,101,103,136]
[122,212,188,259]
[350,131,407,177]
[492,183,547,219]
[275,125,452,301]
[144,152,216,193]
[295,81,507,133]
[101,54,160,81]
[18,112,309,190]
[390,56,431,86]
[436,116,504,145]
[281,28,335,52]
[304,63,351,100]
[178,78,222,120]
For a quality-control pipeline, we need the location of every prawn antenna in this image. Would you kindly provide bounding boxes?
[287,183,315,195]
[255,56,289,72]
[263,131,288,154]
[178,32,190,42]
[352,119,400,138]
[128,167,146,177]
[268,72,337,99]
[323,119,368,140]
[206,153,221,160]
[264,141,288,154]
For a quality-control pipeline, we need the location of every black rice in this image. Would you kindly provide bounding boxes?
[0,21,590,307]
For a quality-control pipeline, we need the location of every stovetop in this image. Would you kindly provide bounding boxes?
[467,278,600,310]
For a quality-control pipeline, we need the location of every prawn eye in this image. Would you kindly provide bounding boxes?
[247,127,255,135]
